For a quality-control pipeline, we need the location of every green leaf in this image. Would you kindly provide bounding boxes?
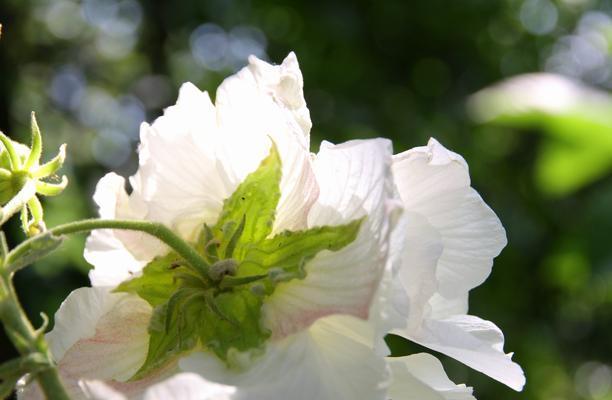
[133,287,270,377]
[115,253,185,306]
[198,289,270,361]
[120,142,365,379]
[212,142,282,260]
[239,218,364,288]
[468,74,612,196]
[131,288,203,380]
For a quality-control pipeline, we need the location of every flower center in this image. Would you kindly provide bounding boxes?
[116,143,362,380]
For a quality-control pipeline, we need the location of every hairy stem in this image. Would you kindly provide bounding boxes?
[0,272,70,400]
[7,218,210,278]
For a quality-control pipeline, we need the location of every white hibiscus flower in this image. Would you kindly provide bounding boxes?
[19,53,520,400]
[386,138,526,392]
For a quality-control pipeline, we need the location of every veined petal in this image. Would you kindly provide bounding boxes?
[20,287,173,400]
[80,373,236,400]
[392,138,507,317]
[133,54,318,239]
[142,374,236,400]
[391,139,523,390]
[390,212,443,333]
[85,173,165,287]
[388,353,475,400]
[133,83,233,239]
[180,315,390,400]
[262,138,396,337]
[215,52,317,233]
[410,315,525,391]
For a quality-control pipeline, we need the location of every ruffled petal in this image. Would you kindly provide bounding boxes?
[392,138,507,317]
[390,211,443,333]
[20,287,176,400]
[391,139,524,390]
[262,139,396,337]
[85,173,165,287]
[180,315,390,400]
[133,54,317,239]
[214,52,317,233]
[133,83,233,239]
[410,315,525,391]
[388,353,475,400]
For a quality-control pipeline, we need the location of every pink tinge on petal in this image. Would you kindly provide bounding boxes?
[262,139,396,339]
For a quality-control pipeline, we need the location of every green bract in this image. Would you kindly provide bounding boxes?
[0,113,68,234]
[116,143,362,379]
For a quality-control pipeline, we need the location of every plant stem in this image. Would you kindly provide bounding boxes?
[0,272,70,400]
[7,218,210,278]
[1,218,211,398]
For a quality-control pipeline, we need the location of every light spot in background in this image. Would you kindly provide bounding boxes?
[575,362,612,399]
[545,12,612,88]
[78,87,118,129]
[49,66,86,111]
[115,96,145,140]
[95,30,137,59]
[520,0,559,35]
[82,0,142,59]
[190,23,230,71]
[92,129,132,168]
[76,87,144,167]
[82,0,142,37]
[228,26,268,68]
[44,0,87,40]
[190,23,267,72]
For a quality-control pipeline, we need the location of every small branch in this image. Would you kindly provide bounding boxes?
[0,274,70,400]
[7,218,210,278]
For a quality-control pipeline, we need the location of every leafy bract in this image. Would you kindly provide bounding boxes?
[212,142,281,261]
[116,142,363,378]
[115,253,181,306]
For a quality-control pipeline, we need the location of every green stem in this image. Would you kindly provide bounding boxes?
[0,273,70,400]
[7,219,210,278]
[0,180,36,227]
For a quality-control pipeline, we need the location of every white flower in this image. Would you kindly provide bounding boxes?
[19,54,519,400]
[386,138,526,391]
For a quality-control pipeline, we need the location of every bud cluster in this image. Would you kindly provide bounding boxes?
[0,113,67,235]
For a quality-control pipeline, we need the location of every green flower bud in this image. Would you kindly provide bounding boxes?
[0,112,68,234]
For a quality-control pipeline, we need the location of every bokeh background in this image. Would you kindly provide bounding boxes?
[1,0,612,399]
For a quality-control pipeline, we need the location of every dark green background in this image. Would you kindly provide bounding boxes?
[1,0,611,399]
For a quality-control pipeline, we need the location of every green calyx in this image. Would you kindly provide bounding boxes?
[0,113,68,234]
[116,142,363,380]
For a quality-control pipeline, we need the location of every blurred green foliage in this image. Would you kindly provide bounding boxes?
[1,0,612,399]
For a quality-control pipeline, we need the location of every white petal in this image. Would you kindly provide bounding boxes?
[80,373,236,400]
[388,353,475,400]
[32,287,174,399]
[143,373,236,400]
[215,53,318,233]
[262,139,396,337]
[392,138,507,317]
[78,380,126,400]
[180,315,390,400]
[410,315,525,391]
[390,212,443,333]
[134,83,233,239]
[85,173,165,287]
[134,54,317,239]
